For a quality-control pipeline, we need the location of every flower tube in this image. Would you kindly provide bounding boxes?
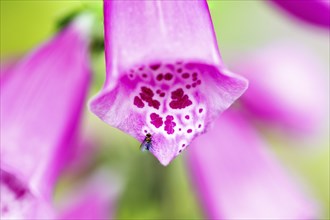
[90,0,248,165]
[0,15,92,219]
[270,0,330,29]
[187,110,317,219]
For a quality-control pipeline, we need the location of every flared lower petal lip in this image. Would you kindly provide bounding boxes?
[90,60,247,165]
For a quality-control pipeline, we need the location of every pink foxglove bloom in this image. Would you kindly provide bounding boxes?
[0,15,92,219]
[235,45,328,135]
[90,0,248,165]
[270,0,330,29]
[188,110,317,219]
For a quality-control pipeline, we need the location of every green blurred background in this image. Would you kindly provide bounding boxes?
[1,0,329,219]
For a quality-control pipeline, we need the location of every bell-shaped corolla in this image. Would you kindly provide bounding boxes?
[0,15,92,219]
[90,0,248,165]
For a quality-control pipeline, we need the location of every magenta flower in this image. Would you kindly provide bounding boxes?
[188,110,317,219]
[90,0,248,165]
[0,15,92,218]
[270,0,330,29]
[234,44,328,135]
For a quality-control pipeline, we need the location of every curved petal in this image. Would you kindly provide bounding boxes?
[0,170,55,219]
[270,0,330,29]
[187,110,317,219]
[235,44,328,136]
[0,14,92,218]
[90,0,247,165]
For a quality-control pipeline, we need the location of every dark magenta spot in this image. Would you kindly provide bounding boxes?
[186,85,191,89]
[179,128,182,131]
[129,74,133,78]
[197,80,201,85]
[171,88,184,99]
[179,150,182,153]
[150,113,163,128]
[169,89,193,109]
[182,73,190,79]
[164,115,176,134]
[177,68,182,73]
[156,74,163,81]
[139,87,160,109]
[144,130,148,133]
[160,92,165,97]
[192,77,197,81]
[164,73,173,80]
[152,100,160,109]
[141,87,154,97]
[139,66,145,71]
[185,115,190,119]
[198,124,202,128]
[150,63,161,70]
[156,89,161,94]
[134,96,144,108]
[142,73,147,78]
[199,108,203,113]
[187,129,193,133]
[182,144,186,147]
[192,83,197,88]
[166,115,174,120]
[193,72,198,78]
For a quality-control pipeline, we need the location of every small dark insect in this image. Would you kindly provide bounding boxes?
[140,133,152,151]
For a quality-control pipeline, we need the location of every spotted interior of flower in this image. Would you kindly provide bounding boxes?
[121,61,210,154]
[91,59,245,165]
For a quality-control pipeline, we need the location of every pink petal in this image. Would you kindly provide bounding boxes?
[0,170,55,219]
[187,110,317,219]
[235,44,328,136]
[90,0,248,165]
[58,170,121,220]
[270,0,330,29]
[0,15,92,218]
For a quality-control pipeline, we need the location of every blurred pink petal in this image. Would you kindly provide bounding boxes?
[235,44,328,135]
[0,170,55,219]
[58,170,121,220]
[0,15,92,218]
[270,0,330,29]
[187,110,317,219]
[90,0,247,165]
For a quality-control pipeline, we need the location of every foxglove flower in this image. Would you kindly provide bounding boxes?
[188,110,317,219]
[0,15,92,219]
[234,44,328,135]
[90,0,248,165]
[270,0,330,29]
